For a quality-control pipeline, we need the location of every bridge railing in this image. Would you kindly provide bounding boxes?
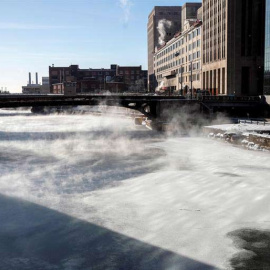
[238,119,270,126]
[200,95,261,102]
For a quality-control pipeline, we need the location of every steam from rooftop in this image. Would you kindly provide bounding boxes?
[157,19,172,46]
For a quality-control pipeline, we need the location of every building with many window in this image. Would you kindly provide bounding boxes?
[147,6,182,92]
[154,19,202,95]
[202,0,265,96]
[49,64,147,93]
[265,0,270,95]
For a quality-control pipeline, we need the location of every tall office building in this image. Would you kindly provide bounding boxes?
[202,0,265,96]
[265,0,270,94]
[181,2,202,31]
[147,6,182,92]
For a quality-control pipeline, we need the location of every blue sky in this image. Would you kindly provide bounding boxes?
[0,0,200,92]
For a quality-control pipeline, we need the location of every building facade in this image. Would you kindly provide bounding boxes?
[154,20,202,95]
[181,2,202,31]
[22,72,50,94]
[202,0,265,96]
[265,0,270,94]
[49,64,117,93]
[49,64,147,93]
[147,6,182,92]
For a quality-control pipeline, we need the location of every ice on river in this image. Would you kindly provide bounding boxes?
[0,109,270,270]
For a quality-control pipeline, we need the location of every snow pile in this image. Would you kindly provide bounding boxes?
[206,122,270,135]
[205,122,270,152]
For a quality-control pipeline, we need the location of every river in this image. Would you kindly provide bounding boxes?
[0,109,270,270]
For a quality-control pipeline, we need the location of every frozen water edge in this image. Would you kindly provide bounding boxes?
[0,111,270,269]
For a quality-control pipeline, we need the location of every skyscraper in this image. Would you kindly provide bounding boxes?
[265,0,270,94]
[147,6,182,92]
[202,0,265,96]
[181,2,202,31]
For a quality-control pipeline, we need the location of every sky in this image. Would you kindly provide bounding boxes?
[0,0,200,92]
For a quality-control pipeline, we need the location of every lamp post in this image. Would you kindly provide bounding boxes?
[190,61,193,100]
[181,66,183,96]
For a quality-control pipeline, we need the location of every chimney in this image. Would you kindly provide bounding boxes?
[36,72,38,85]
[29,72,31,85]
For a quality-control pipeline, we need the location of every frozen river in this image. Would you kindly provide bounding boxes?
[0,109,270,270]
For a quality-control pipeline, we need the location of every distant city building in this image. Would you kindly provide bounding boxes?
[154,19,202,95]
[52,82,77,95]
[116,66,147,92]
[181,2,202,31]
[22,72,50,94]
[0,87,9,94]
[202,0,265,96]
[41,77,50,93]
[147,6,182,92]
[265,0,270,95]
[49,64,147,93]
[42,77,49,85]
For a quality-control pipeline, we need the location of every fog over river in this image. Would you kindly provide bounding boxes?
[0,109,270,270]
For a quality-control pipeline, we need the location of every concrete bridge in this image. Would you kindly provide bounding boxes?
[0,94,267,119]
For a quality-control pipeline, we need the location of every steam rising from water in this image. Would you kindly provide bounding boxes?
[1,109,270,269]
[0,110,165,200]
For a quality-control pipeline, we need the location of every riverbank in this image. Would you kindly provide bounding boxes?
[204,121,270,151]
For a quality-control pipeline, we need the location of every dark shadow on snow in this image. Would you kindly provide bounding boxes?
[228,228,270,270]
[0,194,219,270]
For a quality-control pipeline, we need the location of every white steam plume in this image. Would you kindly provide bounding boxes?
[119,0,132,24]
[156,80,165,92]
[157,19,172,46]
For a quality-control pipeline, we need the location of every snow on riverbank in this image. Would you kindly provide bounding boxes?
[205,122,270,135]
[204,122,270,151]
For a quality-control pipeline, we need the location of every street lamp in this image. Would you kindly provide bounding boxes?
[190,61,193,100]
[179,65,183,96]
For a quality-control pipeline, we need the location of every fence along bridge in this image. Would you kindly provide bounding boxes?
[0,94,266,119]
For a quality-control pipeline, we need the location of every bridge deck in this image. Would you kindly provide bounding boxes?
[0,94,265,118]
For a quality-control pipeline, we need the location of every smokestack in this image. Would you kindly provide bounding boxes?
[36,72,38,85]
[29,72,31,85]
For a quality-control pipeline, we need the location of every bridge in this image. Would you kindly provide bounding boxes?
[0,94,267,119]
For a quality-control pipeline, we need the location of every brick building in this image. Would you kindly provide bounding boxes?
[49,64,147,93]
